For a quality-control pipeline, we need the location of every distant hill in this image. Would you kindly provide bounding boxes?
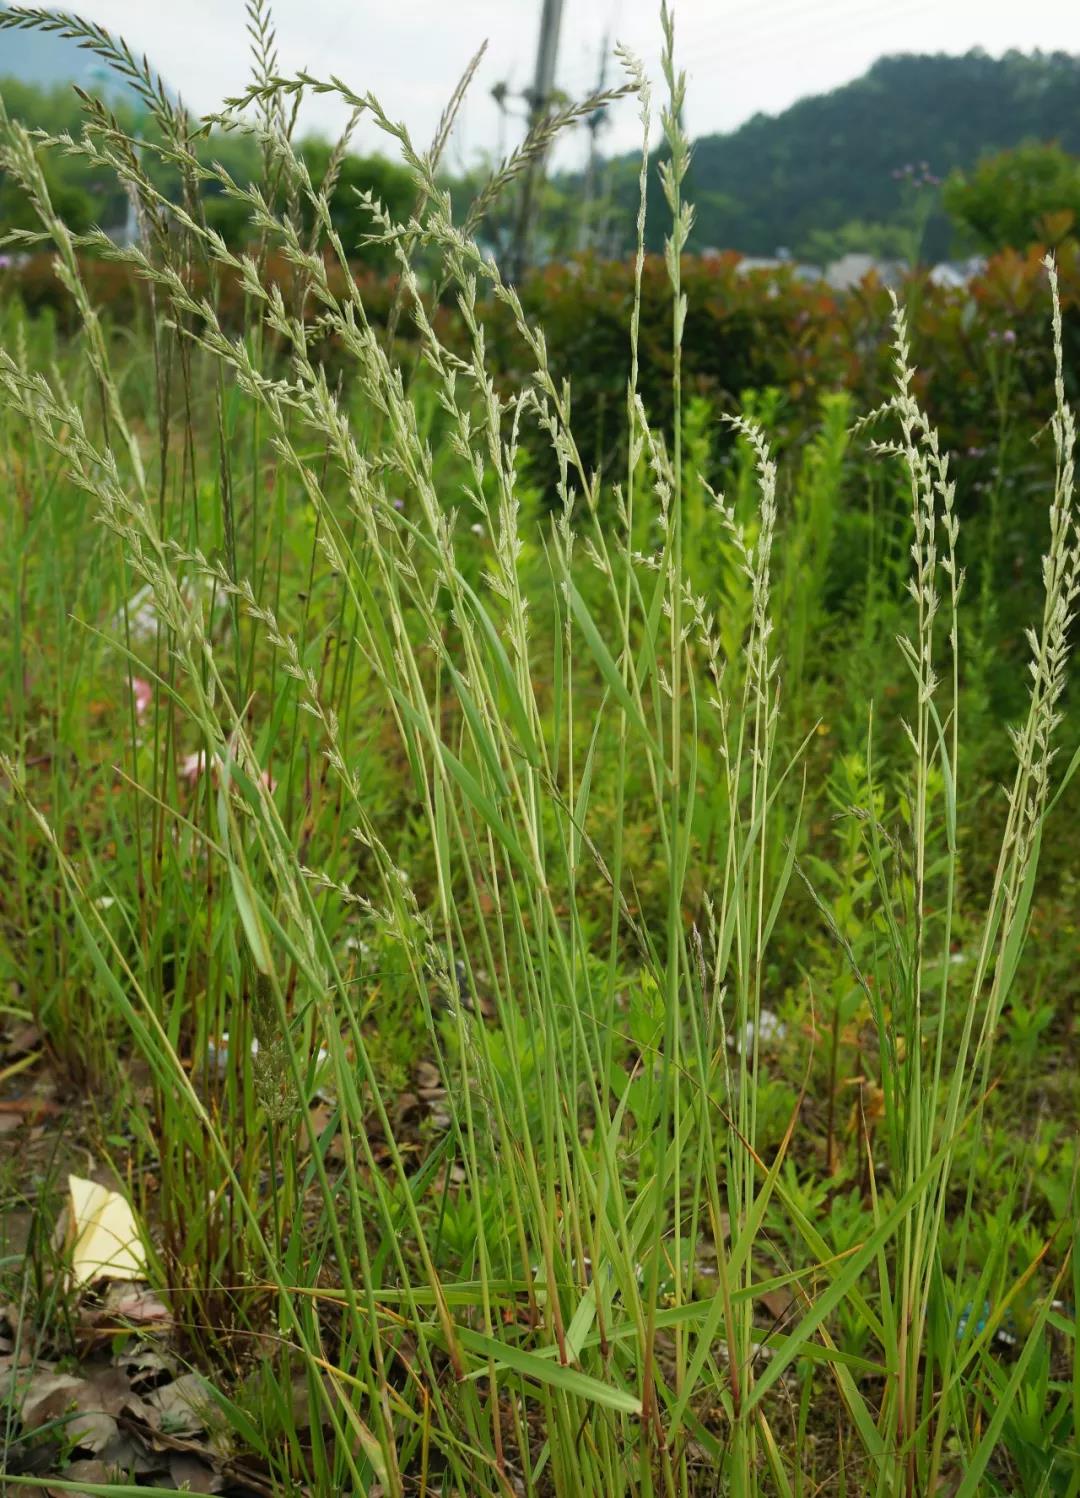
[599,49,1080,262]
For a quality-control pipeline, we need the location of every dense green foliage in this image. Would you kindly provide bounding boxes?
[496,244,1080,503]
[0,75,416,261]
[944,142,1080,253]
[8,46,1080,272]
[0,78,136,232]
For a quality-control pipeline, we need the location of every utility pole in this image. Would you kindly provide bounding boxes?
[509,0,564,282]
[491,79,511,164]
[579,32,610,254]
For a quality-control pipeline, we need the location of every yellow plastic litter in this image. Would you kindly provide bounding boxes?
[66,1175,146,1287]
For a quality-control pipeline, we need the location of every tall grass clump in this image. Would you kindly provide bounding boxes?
[0,4,1077,1494]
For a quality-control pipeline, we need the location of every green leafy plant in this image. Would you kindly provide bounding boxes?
[0,5,1077,1495]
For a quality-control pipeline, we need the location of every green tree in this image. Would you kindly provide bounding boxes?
[0,78,129,233]
[803,218,912,265]
[0,77,418,259]
[297,140,416,265]
[590,50,1080,260]
[943,142,1080,252]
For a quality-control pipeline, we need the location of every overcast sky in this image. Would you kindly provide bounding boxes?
[35,0,1080,169]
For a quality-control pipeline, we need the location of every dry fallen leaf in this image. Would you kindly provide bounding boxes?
[757,1288,797,1326]
[114,1342,178,1391]
[47,1459,118,1496]
[17,1366,141,1455]
[96,1282,172,1327]
[18,1370,84,1429]
[146,1371,212,1437]
[168,1451,223,1493]
[3,1022,41,1057]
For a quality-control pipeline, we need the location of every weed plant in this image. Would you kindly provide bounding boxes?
[0,4,1077,1494]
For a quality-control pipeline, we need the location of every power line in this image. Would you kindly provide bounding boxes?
[579,0,927,59]
[558,0,941,88]
[619,0,943,80]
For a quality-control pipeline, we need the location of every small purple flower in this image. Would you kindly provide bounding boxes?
[1002,328,1017,345]
[392,497,405,511]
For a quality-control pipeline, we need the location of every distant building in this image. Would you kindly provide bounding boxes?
[106,179,145,249]
[927,256,987,289]
[734,255,785,275]
[824,253,906,291]
[731,253,823,283]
